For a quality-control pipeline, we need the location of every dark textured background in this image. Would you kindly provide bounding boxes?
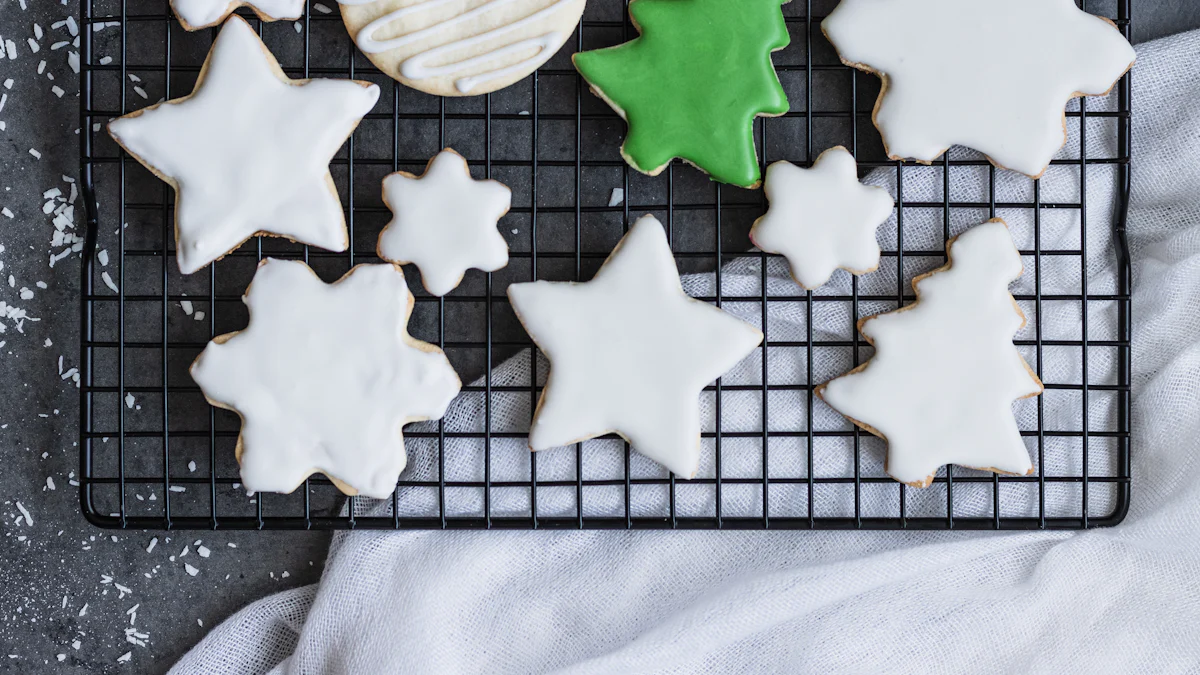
[0,1,1194,672]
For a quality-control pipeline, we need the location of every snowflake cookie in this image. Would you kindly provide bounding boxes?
[377,149,512,296]
[507,214,763,478]
[337,0,587,96]
[750,147,895,290]
[107,17,379,274]
[170,0,302,31]
[822,0,1135,178]
[573,0,790,188]
[190,259,462,499]
[817,219,1043,487]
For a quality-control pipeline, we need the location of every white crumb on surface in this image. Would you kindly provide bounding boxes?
[184,564,199,577]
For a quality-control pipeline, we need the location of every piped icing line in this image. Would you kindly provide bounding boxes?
[377,149,512,296]
[190,258,462,499]
[816,219,1044,488]
[343,0,575,94]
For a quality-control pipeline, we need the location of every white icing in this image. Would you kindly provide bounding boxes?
[107,17,379,275]
[346,0,574,94]
[190,259,462,499]
[377,149,511,296]
[171,0,303,30]
[819,220,1043,487]
[750,147,894,290]
[822,0,1135,177]
[507,214,763,478]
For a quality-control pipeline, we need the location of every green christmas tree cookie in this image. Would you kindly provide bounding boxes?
[573,0,791,188]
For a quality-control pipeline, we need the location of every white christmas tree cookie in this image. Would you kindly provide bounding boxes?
[377,149,512,296]
[190,259,462,499]
[507,214,763,478]
[822,0,1135,178]
[817,219,1043,487]
[107,17,379,274]
[750,147,894,290]
[337,0,587,96]
[170,0,302,31]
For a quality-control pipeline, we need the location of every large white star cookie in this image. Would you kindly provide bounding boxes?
[191,259,462,499]
[170,0,303,31]
[336,0,587,96]
[107,17,379,275]
[377,149,512,296]
[817,219,1044,487]
[507,214,763,478]
[822,0,1135,178]
[750,147,894,290]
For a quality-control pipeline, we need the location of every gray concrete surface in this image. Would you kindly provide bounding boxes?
[0,1,1194,672]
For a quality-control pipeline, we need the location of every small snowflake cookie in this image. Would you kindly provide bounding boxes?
[750,147,894,290]
[573,0,790,188]
[170,0,302,31]
[822,0,1135,178]
[817,219,1043,487]
[377,149,512,296]
[107,17,379,275]
[336,0,586,96]
[191,259,462,499]
[508,214,763,478]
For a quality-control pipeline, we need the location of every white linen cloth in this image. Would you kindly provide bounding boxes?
[173,30,1200,674]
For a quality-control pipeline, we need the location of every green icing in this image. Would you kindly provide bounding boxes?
[573,0,790,188]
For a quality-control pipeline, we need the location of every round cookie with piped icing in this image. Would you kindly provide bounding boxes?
[337,0,586,96]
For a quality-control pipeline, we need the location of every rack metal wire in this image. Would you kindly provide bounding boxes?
[79,0,1133,530]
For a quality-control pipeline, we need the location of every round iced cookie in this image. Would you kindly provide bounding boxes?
[377,149,512,296]
[572,0,790,188]
[190,259,462,499]
[337,0,586,96]
[507,214,763,478]
[816,220,1044,488]
[750,147,895,290]
[170,0,303,31]
[822,0,1135,178]
[106,17,379,275]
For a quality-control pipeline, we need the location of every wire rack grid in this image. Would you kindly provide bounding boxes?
[78,0,1133,530]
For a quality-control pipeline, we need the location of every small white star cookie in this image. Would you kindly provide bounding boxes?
[507,214,763,478]
[817,219,1044,487]
[170,0,303,31]
[822,0,1135,177]
[191,259,462,499]
[750,147,894,290]
[107,17,379,275]
[377,149,512,296]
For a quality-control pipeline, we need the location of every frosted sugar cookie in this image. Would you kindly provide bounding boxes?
[377,149,512,296]
[337,0,587,96]
[507,215,763,478]
[822,0,1135,178]
[817,219,1044,488]
[107,17,378,274]
[749,147,895,290]
[572,0,790,188]
[190,259,462,499]
[170,0,302,31]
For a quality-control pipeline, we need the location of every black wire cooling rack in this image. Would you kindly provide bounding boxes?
[79,0,1133,530]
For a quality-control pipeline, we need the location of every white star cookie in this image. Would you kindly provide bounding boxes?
[170,0,303,31]
[377,149,512,296]
[191,259,462,499]
[507,214,763,478]
[822,0,1135,178]
[817,219,1043,488]
[107,17,379,275]
[750,147,894,290]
